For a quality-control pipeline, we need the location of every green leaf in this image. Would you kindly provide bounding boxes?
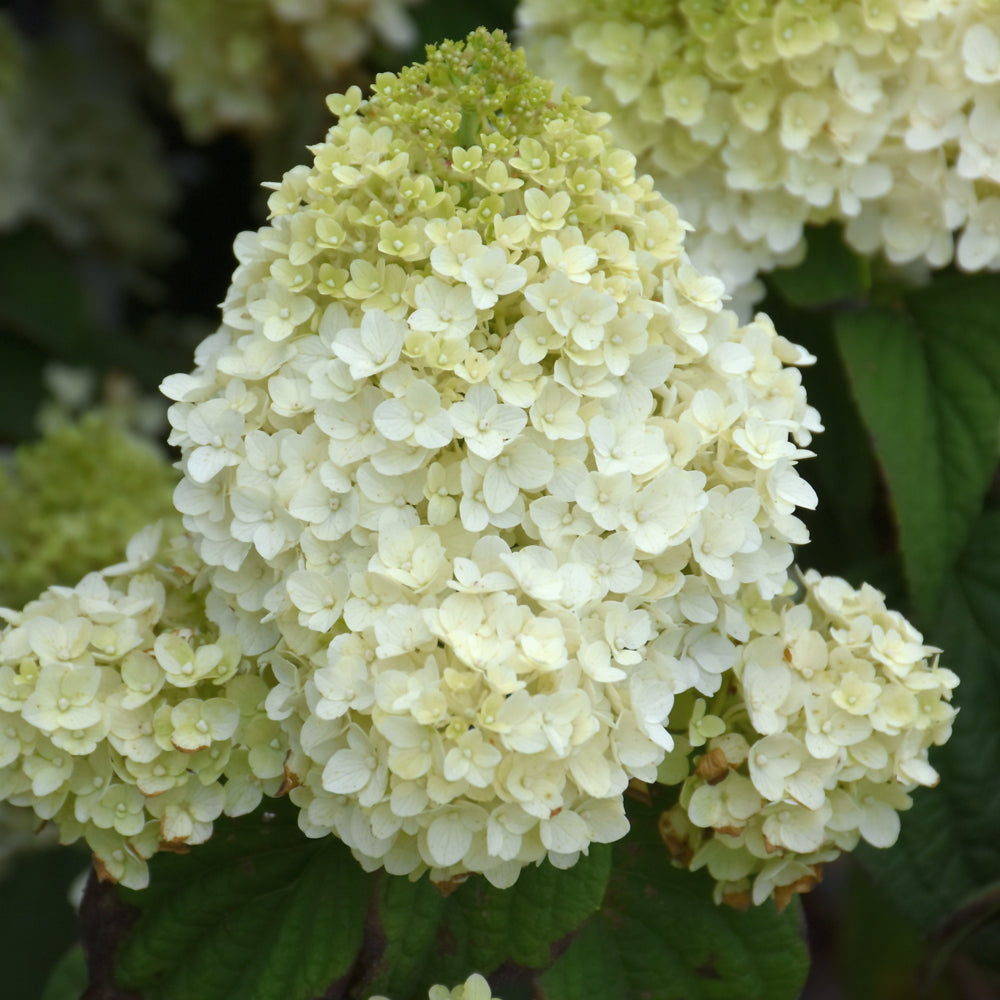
[859,510,1000,968]
[40,945,87,1000]
[365,847,612,998]
[364,875,449,998]
[114,803,372,1000]
[766,224,870,309]
[441,846,612,975]
[539,798,808,1000]
[835,278,1000,618]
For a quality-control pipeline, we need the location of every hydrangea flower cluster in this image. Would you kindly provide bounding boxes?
[0,412,180,609]
[163,28,823,888]
[0,528,287,889]
[518,0,1000,306]
[658,571,957,908]
[100,0,423,138]
[371,973,501,1000]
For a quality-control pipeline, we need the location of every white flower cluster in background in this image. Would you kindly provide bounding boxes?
[161,28,824,888]
[518,0,1000,308]
[371,973,501,1000]
[0,527,286,889]
[658,570,957,908]
[0,14,176,264]
[100,0,423,138]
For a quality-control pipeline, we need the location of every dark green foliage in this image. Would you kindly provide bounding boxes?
[115,804,371,1000]
[363,845,611,997]
[539,797,809,1000]
[858,512,1000,972]
[836,278,1000,619]
[115,802,612,1000]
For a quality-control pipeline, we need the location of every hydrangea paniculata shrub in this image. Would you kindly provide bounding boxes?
[518,0,1000,305]
[0,29,957,907]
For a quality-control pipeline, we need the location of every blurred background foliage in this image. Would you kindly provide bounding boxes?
[2,0,1000,998]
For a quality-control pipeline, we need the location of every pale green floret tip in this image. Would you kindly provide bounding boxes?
[361,28,598,148]
[313,27,612,223]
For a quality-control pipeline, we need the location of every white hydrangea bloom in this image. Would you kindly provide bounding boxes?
[0,527,286,889]
[659,571,957,909]
[518,0,1000,307]
[162,30,822,888]
[99,0,425,138]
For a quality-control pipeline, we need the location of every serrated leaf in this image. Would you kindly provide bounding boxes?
[766,224,870,309]
[539,798,808,1000]
[836,279,1000,618]
[859,510,1000,969]
[440,845,612,975]
[364,875,449,998]
[114,803,372,1000]
[365,847,611,998]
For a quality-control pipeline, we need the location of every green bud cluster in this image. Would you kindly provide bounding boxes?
[0,413,180,609]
